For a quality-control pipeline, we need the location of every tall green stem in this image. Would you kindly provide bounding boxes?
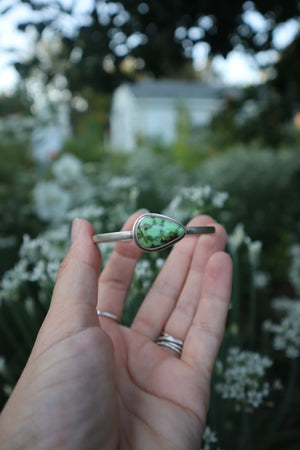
[238,409,252,450]
[261,359,298,449]
[249,264,256,350]
[8,303,34,351]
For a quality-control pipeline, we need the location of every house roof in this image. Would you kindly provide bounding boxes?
[127,79,231,100]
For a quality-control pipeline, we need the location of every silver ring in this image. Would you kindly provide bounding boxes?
[93,213,215,253]
[97,310,119,322]
[156,332,184,358]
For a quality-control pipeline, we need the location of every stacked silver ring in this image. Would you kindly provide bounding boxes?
[156,332,183,358]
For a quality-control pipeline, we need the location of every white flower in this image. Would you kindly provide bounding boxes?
[247,390,263,408]
[20,226,68,263]
[212,191,229,208]
[29,260,47,282]
[163,185,228,223]
[52,153,83,186]
[67,205,105,222]
[132,257,157,293]
[227,223,247,253]
[254,271,270,289]
[20,234,49,263]
[264,297,300,359]
[247,240,262,267]
[33,181,71,222]
[135,259,152,279]
[215,347,273,409]
[0,259,29,301]
[201,426,220,450]
[43,225,69,247]
[0,222,70,302]
[155,258,165,270]
[107,176,136,190]
[0,357,5,375]
[47,261,60,283]
[201,185,212,198]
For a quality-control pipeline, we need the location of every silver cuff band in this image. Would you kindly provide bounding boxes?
[93,213,215,253]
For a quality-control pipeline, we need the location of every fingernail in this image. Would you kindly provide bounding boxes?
[71,218,81,243]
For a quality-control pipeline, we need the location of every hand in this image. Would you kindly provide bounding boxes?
[0,212,232,450]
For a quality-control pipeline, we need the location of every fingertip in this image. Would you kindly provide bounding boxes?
[55,218,102,289]
[210,223,228,248]
[71,217,82,244]
[205,250,233,296]
[71,218,97,243]
[209,250,233,272]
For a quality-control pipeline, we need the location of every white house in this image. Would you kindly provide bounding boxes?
[110,79,236,151]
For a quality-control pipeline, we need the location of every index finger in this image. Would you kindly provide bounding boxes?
[40,219,102,345]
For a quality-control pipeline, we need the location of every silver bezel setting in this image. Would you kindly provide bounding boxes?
[132,213,186,253]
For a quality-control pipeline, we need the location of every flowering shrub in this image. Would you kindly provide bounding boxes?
[163,185,228,223]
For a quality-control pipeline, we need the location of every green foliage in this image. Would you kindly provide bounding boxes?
[271,35,300,105]
[0,91,32,118]
[62,90,111,162]
[63,117,107,162]
[171,103,199,169]
[0,113,43,277]
[197,148,300,278]
[210,88,300,150]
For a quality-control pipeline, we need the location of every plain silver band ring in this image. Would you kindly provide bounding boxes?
[97,310,120,322]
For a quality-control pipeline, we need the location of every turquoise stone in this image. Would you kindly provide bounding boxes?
[136,215,185,250]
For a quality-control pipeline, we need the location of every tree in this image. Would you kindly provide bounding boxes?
[271,35,300,103]
[5,0,300,92]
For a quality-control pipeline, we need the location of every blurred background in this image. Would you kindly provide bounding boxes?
[0,1,299,449]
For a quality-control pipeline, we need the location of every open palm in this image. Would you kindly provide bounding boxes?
[0,212,232,450]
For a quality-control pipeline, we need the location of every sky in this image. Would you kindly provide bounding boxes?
[0,1,299,94]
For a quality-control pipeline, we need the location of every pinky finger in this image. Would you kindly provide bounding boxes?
[182,251,233,377]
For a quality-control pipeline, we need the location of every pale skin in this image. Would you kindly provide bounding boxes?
[0,212,232,450]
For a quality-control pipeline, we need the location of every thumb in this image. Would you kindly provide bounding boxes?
[35,219,102,350]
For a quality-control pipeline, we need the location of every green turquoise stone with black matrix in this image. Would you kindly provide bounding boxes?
[136,216,185,249]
